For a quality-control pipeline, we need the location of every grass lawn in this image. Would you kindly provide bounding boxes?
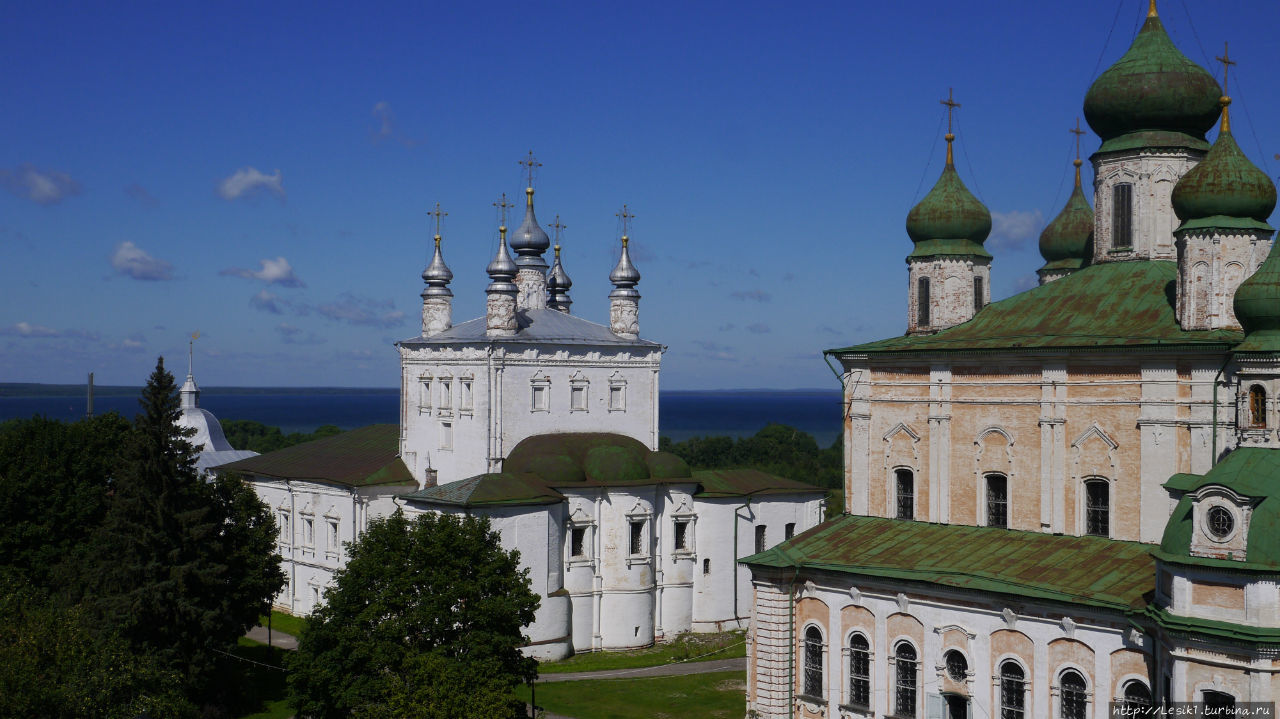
[257,609,308,638]
[231,637,293,719]
[517,670,745,719]
[538,630,745,674]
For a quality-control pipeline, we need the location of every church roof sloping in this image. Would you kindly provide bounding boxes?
[219,424,414,488]
[693,469,827,498]
[398,308,662,348]
[1159,447,1280,572]
[827,261,1242,356]
[742,514,1155,611]
[402,472,565,507]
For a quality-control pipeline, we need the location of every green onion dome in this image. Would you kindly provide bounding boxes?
[1172,102,1276,233]
[1039,161,1095,271]
[1083,8,1221,153]
[1234,243,1280,344]
[905,136,992,259]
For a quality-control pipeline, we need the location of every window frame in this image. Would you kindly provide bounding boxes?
[459,376,474,414]
[1112,183,1133,250]
[755,524,768,554]
[802,624,825,701]
[892,640,919,718]
[1058,669,1089,719]
[1084,478,1110,537]
[974,276,984,312]
[1249,384,1267,428]
[785,522,796,540]
[986,473,1009,529]
[895,468,915,521]
[999,659,1028,719]
[417,373,432,414]
[1119,679,1152,710]
[439,420,453,450]
[846,632,872,711]
[438,376,453,412]
[917,277,931,327]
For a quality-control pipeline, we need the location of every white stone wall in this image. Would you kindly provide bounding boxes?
[1092,148,1202,263]
[1175,230,1272,330]
[398,343,662,486]
[906,257,990,335]
[747,571,1149,719]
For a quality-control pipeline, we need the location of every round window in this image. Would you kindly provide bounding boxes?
[944,649,968,681]
[1206,506,1234,540]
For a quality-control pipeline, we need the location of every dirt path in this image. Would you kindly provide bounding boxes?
[537,656,745,682]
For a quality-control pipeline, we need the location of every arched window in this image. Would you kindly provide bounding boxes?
[1000,661,1026,719]
[1084,480,1109,537]
[1202,690,1235,710]
[803,625,823,698]
[848,633,870,709]
[986,473,1008,528]
[943,649,967,682]
[894,642,918,717]
[1112,183,1133,249]
[974,277,985,311]
[918,277,931,327]
[1250,385,1267,428]
[1060,669,1088,719]
[895,469,915,520]
[1121,680,1152,710]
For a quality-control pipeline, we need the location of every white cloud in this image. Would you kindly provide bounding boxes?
[221,257,305,287]
[250,289,285,314]
[989,209,1045,250]
[217,167,285,201]
[371,101,420,147]
[1,163,81,205]
[110,241,175,281]
[3,321,60,337]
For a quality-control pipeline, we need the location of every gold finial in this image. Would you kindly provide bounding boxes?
[940,88,961,165]
[616,204,635,244]
[493,193,513,237]
[429,202,447,247]
[1070,118,1086,186]
[1216,42,1236,132]
[1148,0,1158,18]
[519,150,542,190]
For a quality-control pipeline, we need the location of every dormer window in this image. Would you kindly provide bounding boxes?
[1190,487,1251,560]
[1249,385,1267,428]
[1207,506,1234,539]
[1112,183,1133,250]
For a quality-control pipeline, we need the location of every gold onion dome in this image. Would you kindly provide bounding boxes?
[1083,3,1221,153]
[905,134,992,260]
[1172,99,1277,233]
[1038,160,1095,271]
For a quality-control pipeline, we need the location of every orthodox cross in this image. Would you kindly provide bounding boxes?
[519,150,542,188]
[1070,118,1086,162]
[1216,42,1235,94]
[188,331,200,376]
[429,202,447,240]
[550,215,566,246]
[616,204,635,242]
[940,88,960,135]
[493,193,513,228]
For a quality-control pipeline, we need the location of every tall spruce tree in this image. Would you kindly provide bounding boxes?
[91,357,283,702]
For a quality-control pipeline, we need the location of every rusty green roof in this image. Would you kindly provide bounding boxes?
[402,472,565,508]
[827,261,1242,356]
[693,469,826,498]
[1160,447,1280,572]
[220,424,414,488]
[742,515,1155,611]
[503,432,694,485]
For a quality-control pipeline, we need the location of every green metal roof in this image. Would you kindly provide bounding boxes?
[1138,604,1280,645]
[827,261,1242,356]
[1159,447,1280,571]
[402,472,565,508]
[742,515,1155,611]
[219,424,414,488]
[1233,240,1280,352]
[691,469,826,499]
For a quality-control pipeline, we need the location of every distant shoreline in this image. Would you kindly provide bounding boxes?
[0,383,839,399]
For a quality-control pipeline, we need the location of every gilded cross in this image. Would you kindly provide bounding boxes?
[550,215,566,244]
[519,150,542,188]
[493,193,514,228]
[429,202,447,239]
[616,204,635,239]
[940,88,961,135]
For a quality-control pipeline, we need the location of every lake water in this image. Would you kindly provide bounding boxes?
[0,387,842,447]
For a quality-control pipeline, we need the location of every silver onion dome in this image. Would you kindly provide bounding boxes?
[510,187,551,268]
[486,230,518,293]
[421,235,453,298]
[609,236,641,298]
[547,244,572,307]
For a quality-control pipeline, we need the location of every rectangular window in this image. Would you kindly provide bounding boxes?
[439,421,453,450]
[303,517,314,546]
[278,511,290,543]
[895,469,914,520]
[629,520,644,555]
[1113,183,1133,249]
[986,474,1008,528]
[974,277,984,311]
[327,519,339,550]
[439,379,452,409]
[571,385,587,411]
[755,525,767,554]
[1086,480,1110,536]
[917,277,931,327]
[785,522,796,540]
[419,379,431,411]
[703,558,711,575]
[570,526,586,558]
[460,380,473,410]
[609,385,625,411]
[674,520,689,551]
[532,385,548,411]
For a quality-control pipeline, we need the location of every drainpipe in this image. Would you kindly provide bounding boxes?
[1211,352,1233,466]
[732,496,752,626]
[787,566,800,719]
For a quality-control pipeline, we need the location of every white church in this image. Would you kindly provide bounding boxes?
[220,164,825,659]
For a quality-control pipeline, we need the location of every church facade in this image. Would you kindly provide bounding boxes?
[745,4,1280,717]
[228,170,824,659]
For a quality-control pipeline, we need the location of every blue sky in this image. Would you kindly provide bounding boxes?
[3,1,1278,389]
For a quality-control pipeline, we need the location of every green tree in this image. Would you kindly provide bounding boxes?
[0,581,195,719]
[223,419,344,453]
[90,357,284,701]
[288,510,539,719]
